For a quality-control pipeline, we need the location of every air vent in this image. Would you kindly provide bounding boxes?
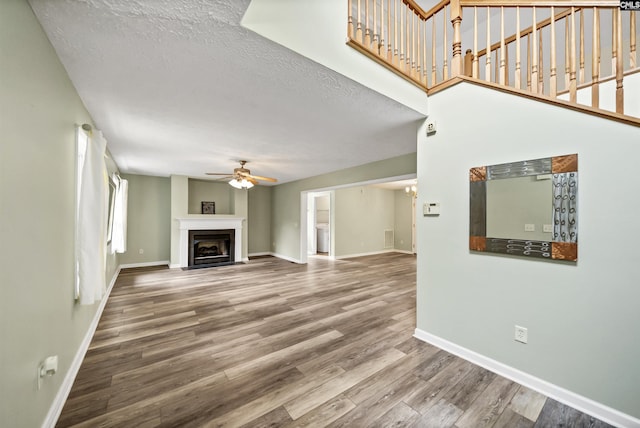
[384,229,394,249]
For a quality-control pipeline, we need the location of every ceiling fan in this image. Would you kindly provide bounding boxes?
[206,160,277,189]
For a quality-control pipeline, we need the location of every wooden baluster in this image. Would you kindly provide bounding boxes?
[539,25,544,93]
[611,9,616,76]
[515,6,521,89]
[499,6,505,85]
[531,7,538,93]
[473,6,479,78]
[615,8,624,113]
[495,49,499,83]
[356,0,363,43]
[348,0,354,40]
[550,6,557,97]
[394,0,399,67]
[412,12,417,78]
[423,18,428,85]
[443,6,449,80]
[432,18,437,85]
[464,49,473,76]
[592,7,600,108]
[365,0,371,47]
[486,7,491,82]
[407,7,412,72]
[505,40,510,86]
[527,34,532,90]
[570,7,577,103]
[379,0,384,55]
[631,11,637,69]
[451,0,463,77]
[579,8,585,84]
[565,18,570,89]
[399,1,404,69]
[373,0,378,52]
[387,0,392,62]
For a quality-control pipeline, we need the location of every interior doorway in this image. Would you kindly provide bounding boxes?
[306,191,333,257]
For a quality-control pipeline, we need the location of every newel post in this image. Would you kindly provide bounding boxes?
[450,0,463,77]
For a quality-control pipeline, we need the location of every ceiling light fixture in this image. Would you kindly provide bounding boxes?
[405,184,417,198]
[229,178,254,189]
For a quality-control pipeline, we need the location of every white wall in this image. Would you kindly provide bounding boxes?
[417,81,640,421]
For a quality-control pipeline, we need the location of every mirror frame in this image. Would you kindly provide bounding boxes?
[469,154,578,261]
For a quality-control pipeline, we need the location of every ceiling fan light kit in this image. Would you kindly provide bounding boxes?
[229,178,254,189]
[206,160,277,189]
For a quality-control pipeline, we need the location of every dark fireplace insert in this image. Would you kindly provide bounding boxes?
[188,229,235,268]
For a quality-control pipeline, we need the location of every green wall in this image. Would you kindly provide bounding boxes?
[334,186,395,257]
[394,190,414,252]
[248,186,272,254]
[188,179,233,215]
[0,1,119,426]
[271,152,418,261]
[119,174,171,265]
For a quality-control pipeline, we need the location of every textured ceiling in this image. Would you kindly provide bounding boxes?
[28,0,426,185]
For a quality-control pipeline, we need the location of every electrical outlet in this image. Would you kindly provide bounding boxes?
[543,224,553,233]
[524,224,535,232]
[515,325,528,344]
[139,249,144,254]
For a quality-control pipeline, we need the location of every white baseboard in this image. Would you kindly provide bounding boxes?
[413,328,640,428]
[119,260,169,269]
[334,249,394,260]
[393,249,415,255]
[248,252,272,257]
[169,263,181,269]
[271,252,303,264]
[42,266,121,428]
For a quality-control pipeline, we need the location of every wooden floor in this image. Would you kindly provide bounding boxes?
[57,253,612,427]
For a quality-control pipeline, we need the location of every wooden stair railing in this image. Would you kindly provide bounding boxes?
[347,0,638,117]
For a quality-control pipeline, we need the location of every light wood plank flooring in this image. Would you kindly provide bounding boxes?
[57,253,612,427]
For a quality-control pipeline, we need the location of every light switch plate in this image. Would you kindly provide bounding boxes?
[524,224,535,232]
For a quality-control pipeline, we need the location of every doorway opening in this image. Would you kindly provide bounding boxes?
[306,191,333,258]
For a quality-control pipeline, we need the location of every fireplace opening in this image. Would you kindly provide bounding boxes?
[188,229,235,268]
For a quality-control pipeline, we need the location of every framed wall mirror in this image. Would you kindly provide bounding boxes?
[469,154,578,261]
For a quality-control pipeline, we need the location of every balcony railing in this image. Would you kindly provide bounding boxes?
[347,0,638,117]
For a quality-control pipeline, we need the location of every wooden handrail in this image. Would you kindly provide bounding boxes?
[459,0,618,6]
[477,7,574,58]
[346,0,638,118]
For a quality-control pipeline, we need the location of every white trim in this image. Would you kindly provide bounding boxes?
[413,328,640,428]
[248,252,271,257]
[176,216,244,268]
[334,249,395,260]
[42,266,121,428]
[119,260,169,269]
[393,249,415,255]
[271,252,303,264]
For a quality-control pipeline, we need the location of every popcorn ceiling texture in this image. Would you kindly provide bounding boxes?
[28,0,424,182]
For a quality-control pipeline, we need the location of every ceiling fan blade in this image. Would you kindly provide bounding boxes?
[247,177,259,185]
[205,172,232,176]
[247,174,277,182]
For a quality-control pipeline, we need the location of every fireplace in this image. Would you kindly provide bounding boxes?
[188,229,235,268]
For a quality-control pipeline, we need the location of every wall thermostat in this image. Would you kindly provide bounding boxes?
[423,201,440,216]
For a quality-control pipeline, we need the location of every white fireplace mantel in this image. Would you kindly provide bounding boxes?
[176,216,244,268]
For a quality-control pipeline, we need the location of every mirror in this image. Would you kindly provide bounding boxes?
[469,154,578,261]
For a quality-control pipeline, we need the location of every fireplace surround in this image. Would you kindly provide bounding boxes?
[176,217,243,268]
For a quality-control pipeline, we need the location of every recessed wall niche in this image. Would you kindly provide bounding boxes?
[188,179,233,215]
[469,154,578,261]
